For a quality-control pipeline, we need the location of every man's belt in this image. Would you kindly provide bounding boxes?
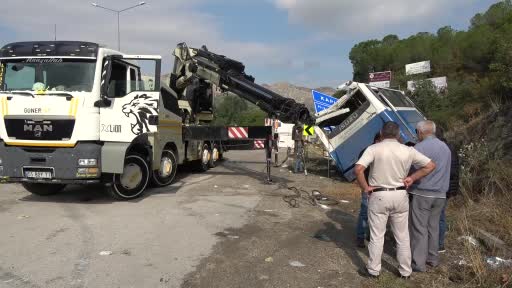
[372,186,407,193]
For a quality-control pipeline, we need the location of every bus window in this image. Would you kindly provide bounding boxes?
[379,89,414,108]
[317,89,369,127]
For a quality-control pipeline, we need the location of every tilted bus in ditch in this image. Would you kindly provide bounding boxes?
[315,81,426,181]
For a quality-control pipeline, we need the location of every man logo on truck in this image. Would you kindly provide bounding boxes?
[122,94,158,135]
[23,123,53,138]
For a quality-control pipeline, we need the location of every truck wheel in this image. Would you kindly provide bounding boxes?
[197,144,210,172]
[108,154,150,200]
[22,183,66,196]
[151,150,178,187]
[209,144,219,168]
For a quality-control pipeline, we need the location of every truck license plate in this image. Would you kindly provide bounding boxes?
[24,170,53,179]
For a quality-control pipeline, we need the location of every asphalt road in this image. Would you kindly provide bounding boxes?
[0,150,387,288]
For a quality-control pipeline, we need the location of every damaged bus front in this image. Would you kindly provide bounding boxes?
[315,82,425,181]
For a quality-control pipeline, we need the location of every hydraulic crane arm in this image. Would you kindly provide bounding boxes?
[169,43,314,125]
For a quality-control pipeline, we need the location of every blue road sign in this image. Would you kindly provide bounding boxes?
[312,90,338,113]
[312,90,338,131]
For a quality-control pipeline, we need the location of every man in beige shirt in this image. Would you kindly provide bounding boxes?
[355,121,435,279]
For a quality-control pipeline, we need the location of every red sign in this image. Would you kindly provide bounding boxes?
[369,71,392,82]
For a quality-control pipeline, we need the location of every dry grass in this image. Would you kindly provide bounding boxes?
[438,138,512,287]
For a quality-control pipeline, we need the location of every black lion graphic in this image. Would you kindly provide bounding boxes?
[122,94,159,135]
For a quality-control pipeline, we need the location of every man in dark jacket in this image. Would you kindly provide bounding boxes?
[436,127,460,252]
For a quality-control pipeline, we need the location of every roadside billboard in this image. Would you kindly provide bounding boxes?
[368,71,391,88]
[407,76,447,92]
[369,81,390,88]
[405,60,431,75]
[369,71,391,82]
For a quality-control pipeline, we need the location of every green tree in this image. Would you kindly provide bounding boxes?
[213,94,267,126]
[348,0,512,126]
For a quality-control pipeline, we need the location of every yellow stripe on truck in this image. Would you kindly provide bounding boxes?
[2,97,7,116]
[73,97,79,116]
[68,98,78,116]
[4,142,76,148]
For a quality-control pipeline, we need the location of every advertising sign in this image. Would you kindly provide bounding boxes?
[407,76,447,92]
[369,81,390,88]
[369,71,391,82]
[405,60,431,75]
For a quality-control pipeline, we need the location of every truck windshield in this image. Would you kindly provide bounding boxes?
[0,59,96,92]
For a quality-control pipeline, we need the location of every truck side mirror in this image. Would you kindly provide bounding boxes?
[100,56,113,98]
[95,56,113,107]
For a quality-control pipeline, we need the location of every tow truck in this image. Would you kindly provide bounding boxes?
[0,41,313,199]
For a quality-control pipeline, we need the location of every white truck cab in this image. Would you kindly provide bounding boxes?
[0,41,189,199]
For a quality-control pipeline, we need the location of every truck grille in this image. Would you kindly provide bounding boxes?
[5,119,75,140]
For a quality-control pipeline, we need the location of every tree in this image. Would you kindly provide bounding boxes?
[213,94,248,125]
[213,94,267,126]
[348,1,512,126]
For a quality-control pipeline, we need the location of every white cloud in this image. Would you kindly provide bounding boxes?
[273,0,476,36]
[0,0,287,73]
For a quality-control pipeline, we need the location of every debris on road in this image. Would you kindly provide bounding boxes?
[289,260,306,267]
[476,229,512,256]
[215,231,229,237]
[17,215,30,219]
[265,257,274,263]
[458,235,479,247]
[99,251,113,256]
[340,200,350,203]
[263,209,274,212]
[457,259,469,266]
[227,235,240,239]
[486,257,512,269]
[313,233,331,242]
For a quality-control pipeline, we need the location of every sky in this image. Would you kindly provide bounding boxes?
[0,0,499,88]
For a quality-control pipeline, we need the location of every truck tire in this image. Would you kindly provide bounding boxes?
[108,154,150,200]
[208,144,219,168]
[22,183,66,196]
[197,144,210,172]
[151,150,178,187]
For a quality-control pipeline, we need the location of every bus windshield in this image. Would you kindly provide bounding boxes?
[1,58,96,92]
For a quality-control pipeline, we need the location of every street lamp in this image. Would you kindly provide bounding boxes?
[91,1,146,51]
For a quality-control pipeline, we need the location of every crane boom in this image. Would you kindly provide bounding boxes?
[169,43,314,125]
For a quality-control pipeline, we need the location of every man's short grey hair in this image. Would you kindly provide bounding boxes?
[416,120,436,135]
[381,121,400,139]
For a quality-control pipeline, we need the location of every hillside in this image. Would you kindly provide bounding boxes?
[349,0,512,128]
[262,82,336,111]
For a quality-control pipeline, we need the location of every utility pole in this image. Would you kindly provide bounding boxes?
[91,1,146,51]
[54,24,57,41]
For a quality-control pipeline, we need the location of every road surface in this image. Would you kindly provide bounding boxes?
[0,150,390,288]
